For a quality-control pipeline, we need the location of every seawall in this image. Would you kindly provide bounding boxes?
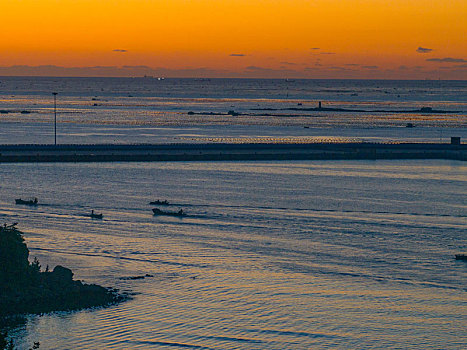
[0,143,465,163]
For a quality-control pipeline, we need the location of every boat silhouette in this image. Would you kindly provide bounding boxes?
[15,198,38,206]
[149,200,170,205]
[152,208,186,217]
[89,210,103,219]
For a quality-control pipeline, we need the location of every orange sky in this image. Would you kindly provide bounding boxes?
[1,0,466,78]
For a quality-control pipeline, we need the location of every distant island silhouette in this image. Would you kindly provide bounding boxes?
[186,106,459,118]
[251,106,459,114]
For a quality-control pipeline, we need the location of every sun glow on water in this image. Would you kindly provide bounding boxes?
[1,159,466,349]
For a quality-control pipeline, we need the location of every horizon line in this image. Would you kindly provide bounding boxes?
[0,75,465,81]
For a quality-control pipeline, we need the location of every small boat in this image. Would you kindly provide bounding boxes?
[15,198,38,206]
[89,210,103,219]
[152,208,186,217]
[455,254,467,261]
[149,200,170,205]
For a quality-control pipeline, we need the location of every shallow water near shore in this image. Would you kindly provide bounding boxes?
[0,159,466,349]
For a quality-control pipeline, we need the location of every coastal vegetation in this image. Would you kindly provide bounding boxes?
[0,223,125,347]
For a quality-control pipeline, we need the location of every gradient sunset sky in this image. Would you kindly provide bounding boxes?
[1,0,466,79]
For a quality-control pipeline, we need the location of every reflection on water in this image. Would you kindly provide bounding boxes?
[0,160,466,349]
[0,77,465,145]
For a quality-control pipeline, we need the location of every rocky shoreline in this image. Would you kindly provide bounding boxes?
[0,223,127,343]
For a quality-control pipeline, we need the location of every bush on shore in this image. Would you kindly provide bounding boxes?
[0,223,126,348]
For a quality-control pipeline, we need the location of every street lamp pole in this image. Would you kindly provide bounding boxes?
[53,92,57,145]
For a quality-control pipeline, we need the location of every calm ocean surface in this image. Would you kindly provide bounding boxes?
[0,160,466,349]
[0,78,465,144]
[0,78,466,349]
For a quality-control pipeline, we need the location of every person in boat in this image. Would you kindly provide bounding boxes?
[178,209,184,215]
[34,197,38,204]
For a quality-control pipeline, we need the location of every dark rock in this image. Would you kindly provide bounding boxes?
[420,107,433,113]
[120,274,154,280]
[0,224,127,320]
[51,265,73,282]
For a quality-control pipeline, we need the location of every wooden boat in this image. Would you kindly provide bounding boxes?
[149,200,170,205]
[455,254,467,261]
[89,210,103,219]
[152,208,186,217]
[15,198,38,206]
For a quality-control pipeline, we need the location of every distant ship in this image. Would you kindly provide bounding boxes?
[143,75,164,80]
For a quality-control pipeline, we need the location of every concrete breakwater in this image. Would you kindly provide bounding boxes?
[0,142,465,163]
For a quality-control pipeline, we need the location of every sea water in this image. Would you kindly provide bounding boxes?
[0,78,465,144]
[0,160,466,349]
[0,78,466,349]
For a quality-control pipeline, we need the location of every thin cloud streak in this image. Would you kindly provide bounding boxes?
[416,47,433,53]
[427,57,466,63]
[245,66,271,71]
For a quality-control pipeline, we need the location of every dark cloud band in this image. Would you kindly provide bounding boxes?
[427,57,466,63]
[416,47,433,53]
